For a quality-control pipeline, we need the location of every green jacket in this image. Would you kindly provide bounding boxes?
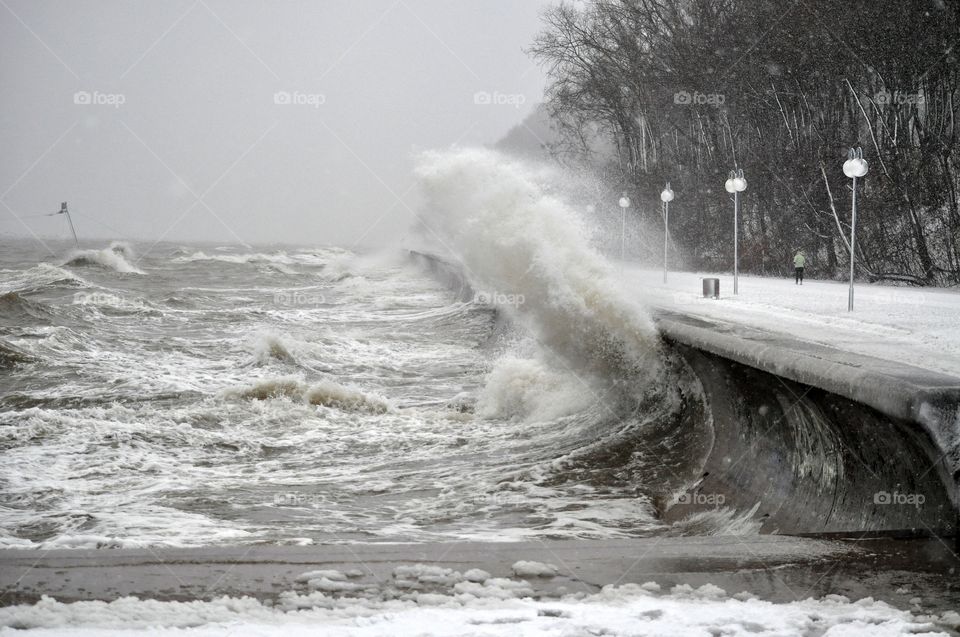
[793,253,806,267]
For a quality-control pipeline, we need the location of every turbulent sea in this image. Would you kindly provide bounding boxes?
[0,149,721,550]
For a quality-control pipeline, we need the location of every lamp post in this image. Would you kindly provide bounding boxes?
[618,193,630,269]
[660,182,674,283]
[842,148,868,311]
[724,169,747,294]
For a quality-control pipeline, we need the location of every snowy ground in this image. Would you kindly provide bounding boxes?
[1,566,958,636]
[625,267,960,378]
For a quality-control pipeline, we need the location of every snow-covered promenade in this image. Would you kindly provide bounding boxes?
[627,267,960,378]
[627,267,960,427]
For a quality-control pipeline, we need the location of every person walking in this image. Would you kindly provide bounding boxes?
[793,250,806,285]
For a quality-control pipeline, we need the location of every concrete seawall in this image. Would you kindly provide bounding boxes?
[653,308,960,449]
[408,251,960,538]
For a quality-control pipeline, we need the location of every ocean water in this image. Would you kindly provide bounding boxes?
[0,150,711,549]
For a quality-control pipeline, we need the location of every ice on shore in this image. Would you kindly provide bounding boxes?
[462,568,491,583]
[511,560,558,577]
[296,569,349,582]
[392,564,462,586]
[1,566,957,636]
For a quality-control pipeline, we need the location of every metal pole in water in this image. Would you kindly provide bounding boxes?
[62,202,79,248]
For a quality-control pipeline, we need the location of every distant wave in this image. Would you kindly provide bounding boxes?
[171,251,311,275]
[174,251,295,266]
[0,339,33,369]
[169,250,367,280]
[0,291,56,323]
[225,377,392,414]
[69,289,159,316]
[64,241,143,274]
[3,263,90,293]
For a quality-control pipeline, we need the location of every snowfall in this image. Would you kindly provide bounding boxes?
[1,562,959,636]
[626,266,960,378]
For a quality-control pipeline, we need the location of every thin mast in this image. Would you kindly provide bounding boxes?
[60,202,79,248]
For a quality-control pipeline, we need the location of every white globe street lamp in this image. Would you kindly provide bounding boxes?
[725,169,747,294]
[660,182,674,283]
[842,147,868,311]
[618,193,630,270]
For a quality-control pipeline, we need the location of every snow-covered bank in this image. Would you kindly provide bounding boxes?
[627,267,960,378]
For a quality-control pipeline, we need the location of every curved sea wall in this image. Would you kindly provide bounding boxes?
[668,346,957,536]
[411,250,959,537]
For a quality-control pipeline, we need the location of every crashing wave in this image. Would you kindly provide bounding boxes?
[63,241,143,274]
[666,502,764,536]
[414,148,714,526]
[316,254,355,282]
[415,148,668,405]
[225,377,391,414]
[248,332,298,365]
[476,355,598,423]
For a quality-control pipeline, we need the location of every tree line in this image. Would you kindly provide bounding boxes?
[529,0,960,285]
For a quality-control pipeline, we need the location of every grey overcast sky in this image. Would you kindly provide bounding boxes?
[0,0,552,247]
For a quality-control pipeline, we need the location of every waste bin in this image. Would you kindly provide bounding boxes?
[702,278,720,299]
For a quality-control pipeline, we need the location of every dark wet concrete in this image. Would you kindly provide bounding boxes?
[662,346,959,536]
[1,536,957,614]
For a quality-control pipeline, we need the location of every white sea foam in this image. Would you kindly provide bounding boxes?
[64,242,143,274]
[475,355,596,423]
